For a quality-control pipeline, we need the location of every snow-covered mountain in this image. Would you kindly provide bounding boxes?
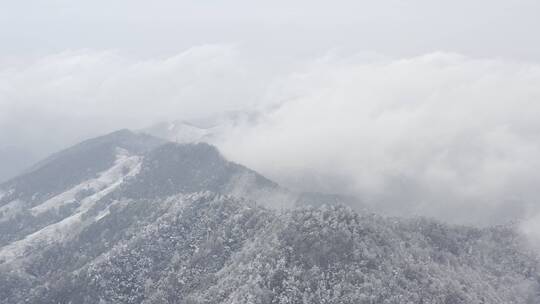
[0,130,539,303]
[0,130,283,259]
[141,111,260,145]
[142,121,217,144]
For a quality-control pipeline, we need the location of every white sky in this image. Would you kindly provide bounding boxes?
[1,0,540,61]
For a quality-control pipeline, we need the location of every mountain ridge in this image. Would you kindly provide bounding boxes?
[2,192,539,303]
[0,129,539,303]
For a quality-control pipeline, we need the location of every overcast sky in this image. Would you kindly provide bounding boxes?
[2,1,540,228]
[2,0,540,61]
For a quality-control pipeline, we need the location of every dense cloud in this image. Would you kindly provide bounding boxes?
[219,52,540,226]
[2,46,540,227]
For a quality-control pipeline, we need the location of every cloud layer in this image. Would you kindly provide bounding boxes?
[0,46,272,156]
[2,46,540,226]
[219,52,540,225]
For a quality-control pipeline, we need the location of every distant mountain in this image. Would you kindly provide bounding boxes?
[142,121,217,144]
[0,130,164,250]
[0,129,164,207]
[141,111,260,145]
[0,130,539,303]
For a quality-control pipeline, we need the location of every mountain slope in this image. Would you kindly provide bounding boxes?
[1,193,538,303]
[0,131,283,261]
[0,129,163,207]
[0,130,164,249]
[0,130,539,303]
[117,142,279,200]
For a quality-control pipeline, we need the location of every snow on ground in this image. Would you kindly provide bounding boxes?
[0,188,14,202]
[94,207,111,222]
[0,149,142,263]
[0,200,24,222]
[30,148,141,215]
[144,121,214,144]
[169,122,212,143]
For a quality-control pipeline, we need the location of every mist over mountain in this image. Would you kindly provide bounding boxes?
[0,145,37,183]
[3,50,540,228]
[0,130,539,303]
[2,1,540,302]
[143,121,215,144]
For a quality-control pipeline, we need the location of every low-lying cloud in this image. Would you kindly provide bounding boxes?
[2,46,540,226]
[0,45,265,142]
[220,52,540,226]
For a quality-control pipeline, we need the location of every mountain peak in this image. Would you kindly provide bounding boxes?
[154,141,223,159]
[0,129,163,206]
[142,121,214,144]
[118,141,275,200]
[1,129,540,303]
